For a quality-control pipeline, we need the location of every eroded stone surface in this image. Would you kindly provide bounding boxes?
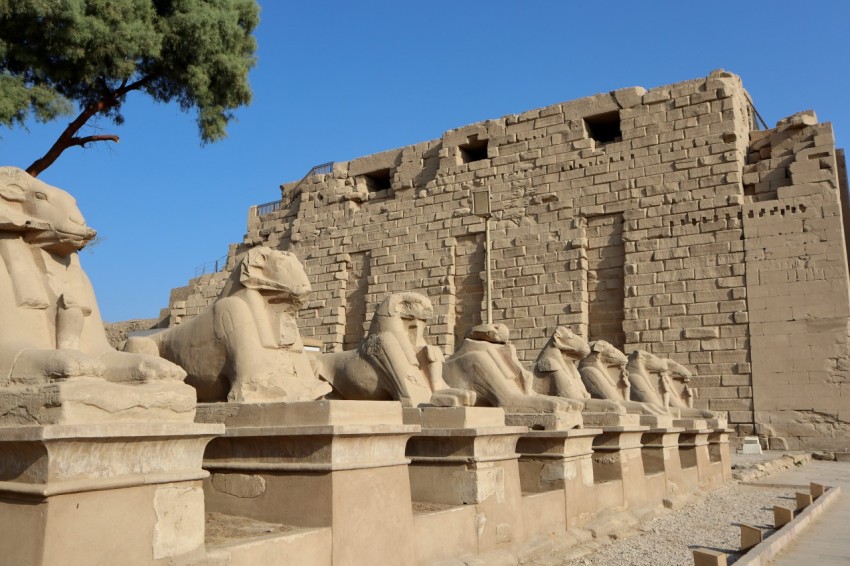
[153,485,206,559]
[211,473,266,498]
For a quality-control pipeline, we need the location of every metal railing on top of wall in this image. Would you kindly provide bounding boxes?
[256,161,334,217]
[193,254,229,277]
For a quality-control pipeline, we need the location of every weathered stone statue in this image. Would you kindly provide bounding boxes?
[443,323,582,415]
[316,292,475,407]
[126,246,331,403]
[578,340,667,415]
[626,349,716,418]
[532,327,624,414]
[665,358,696,408]
[0,167,193,423]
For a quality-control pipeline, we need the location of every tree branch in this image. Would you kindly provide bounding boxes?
[116,75,152,97]
[25,74,153,177]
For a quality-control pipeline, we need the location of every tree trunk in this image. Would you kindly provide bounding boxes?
[26,101,117,177]
[25,77,151,177]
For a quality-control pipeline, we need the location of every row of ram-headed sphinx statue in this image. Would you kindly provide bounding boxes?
[123,246,720,426]
[0,164,718,427]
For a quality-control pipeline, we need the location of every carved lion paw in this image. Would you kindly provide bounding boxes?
[585,398,626,414]
[100,351,187,383]
[12,349,105,381]
[46,349,106,379]
[430,388,477,407]
[129,354,187,381]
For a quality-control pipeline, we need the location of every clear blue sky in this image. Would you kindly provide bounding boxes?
[3,0,849,322]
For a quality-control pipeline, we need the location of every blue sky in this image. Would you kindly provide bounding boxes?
[3,0,849,322]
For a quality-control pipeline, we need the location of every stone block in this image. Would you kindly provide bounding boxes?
[403,406,505,429]
[0,422,220,566]
[774,505,794,527]
[693,547,727,566]
[796,492,813,510]
[739,523,762,551]
[740,436,762,454]
[504,411,582,431]
[0,379,197,426]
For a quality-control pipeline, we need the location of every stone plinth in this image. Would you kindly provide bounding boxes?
[674,416,727,431]
[581,412,640,428]
[515,428,601,527]
[197,400,419,566]
[673,418,709,430]
[590,426,650,510]
[640,428,685,500]
[404,406,528,553]
[678,430,712,492]
[504,410,582,430]
[0,422,221,566]
[639,414,674,428]
[0,378,197,426]
[403,405,505,429]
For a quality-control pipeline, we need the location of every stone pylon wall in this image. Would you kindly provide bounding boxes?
[163,71,850,449]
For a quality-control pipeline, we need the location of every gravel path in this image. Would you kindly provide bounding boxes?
[559,483,795,565]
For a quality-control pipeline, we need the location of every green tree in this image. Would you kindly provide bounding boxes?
[0,0,259,176]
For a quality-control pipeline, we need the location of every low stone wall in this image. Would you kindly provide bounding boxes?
[104,317,161,349]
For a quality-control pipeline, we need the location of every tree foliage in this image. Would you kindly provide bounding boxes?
[0,0,259,176]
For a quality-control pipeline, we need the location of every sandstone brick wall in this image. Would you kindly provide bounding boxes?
[160,71,850,449]
[741,115,850,449]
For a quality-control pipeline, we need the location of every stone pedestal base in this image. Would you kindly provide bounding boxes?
[405,406,527,553]
[504,410,583,430]
[516,428,601,527]
[591,426,650,510]
[197,400,419,566]
[639,414,674,428]
[678,429,712,492]
[707,429,733,485]
[0,422,221,565]
[640,428,685,500]
[0,377,197,425]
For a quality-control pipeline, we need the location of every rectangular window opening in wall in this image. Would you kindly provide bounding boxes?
[584,111,622,145]
[362,169,392,198]
[459,135,488,164]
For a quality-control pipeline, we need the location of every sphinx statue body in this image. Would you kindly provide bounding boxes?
[626,349,719,420]
[125,246,331,403]
[443,323,582,418]
[532,327,624,413]
[0,167,192,424]
[577,339,667,416]
[316,292,474,407]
